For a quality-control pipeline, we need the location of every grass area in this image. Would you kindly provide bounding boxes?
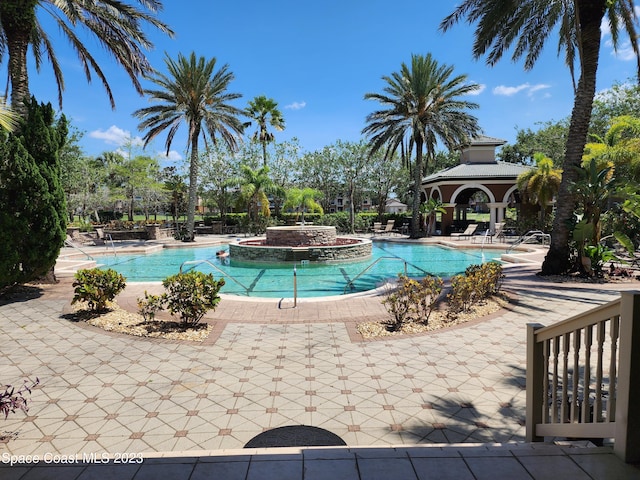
[465,212,490,222]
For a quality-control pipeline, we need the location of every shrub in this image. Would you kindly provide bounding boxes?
[449,262,504,314]
[382,277,415,331]
[465,262,504,298]
[447,274,477,314]
[382,274,443,330]
[137,292,165,322]
[415,275,444,322]
[583,244,616,277]
[162,271,225,326]
[1,378,39,420]
[72,268,126,311]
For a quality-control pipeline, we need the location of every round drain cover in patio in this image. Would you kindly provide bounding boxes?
[244,425,347,448]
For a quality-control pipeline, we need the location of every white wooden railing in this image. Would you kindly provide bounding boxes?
[526,291,640,463]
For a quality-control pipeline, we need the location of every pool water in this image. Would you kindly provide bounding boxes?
[96,242,502,298]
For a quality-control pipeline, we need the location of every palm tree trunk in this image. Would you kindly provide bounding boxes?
[262,141,268,167]
[541,0,605,275]
[186,127,200,241]
[410,138,423,238]
[1,0,36,114]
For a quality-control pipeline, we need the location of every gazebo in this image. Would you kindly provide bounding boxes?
[421,135,533,235]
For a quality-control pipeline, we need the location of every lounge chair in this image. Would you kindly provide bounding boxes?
[382,219,395,235]
[372,222,383,234]
[492,222,505,243]
[472,223,505,244]
[451,224,477,240]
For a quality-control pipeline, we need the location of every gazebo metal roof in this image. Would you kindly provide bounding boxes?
[422,162,532,184]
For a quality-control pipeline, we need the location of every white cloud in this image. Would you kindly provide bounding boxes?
[610,40,637,61]
[89,125,143,147]
[284,101,306,110]
[467,83,486,96]
[528,84,551,95]
[157,150,183,161]
[602,8,640,61]
[493,83,551,97]
[493,84,531,96]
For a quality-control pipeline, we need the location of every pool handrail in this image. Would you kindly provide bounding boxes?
[343,256,429,294]
[506,230,551,253]
[179,259,252,296]
[64,236,94,260]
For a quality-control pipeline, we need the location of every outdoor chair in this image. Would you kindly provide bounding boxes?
[372,222,383,234]
[382,219,395,235]
[93,227,106,246]
[451,223,477,240]
[472,223,505,244]
[492,222,505,243]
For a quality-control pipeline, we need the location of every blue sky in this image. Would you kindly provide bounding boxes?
[19,1,640,162]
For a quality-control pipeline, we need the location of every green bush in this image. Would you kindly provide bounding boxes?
[382,275,443,330]
[137,292,165,321]
[447,274,476,314]
[314,212,373,233]
[583,244,616,277]
[449,262,504,314]
[162,271,225,326]
[465,262,504,298]
[72,268,126,311]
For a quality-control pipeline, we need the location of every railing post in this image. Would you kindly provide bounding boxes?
[293,265,297,308]
[614,291,640,463]
[526,323,545,442]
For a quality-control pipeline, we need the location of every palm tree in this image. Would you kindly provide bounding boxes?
[420,198,447,236]
[0,0,173,113]
[0,98,17,131]
[517,153,563,230]
[245,95,285,166]
[572,159,616,245]
[583,115,640,179]
[134,52,245,241]
[237,165,279,223]
[363,53,481,238]
[283,187,324,224]
[440,0,640,275]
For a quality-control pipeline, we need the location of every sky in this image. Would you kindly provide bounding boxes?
[16,0,640,163]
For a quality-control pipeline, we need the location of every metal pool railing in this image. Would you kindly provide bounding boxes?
[343,256,429,294]
[179,259,251,296]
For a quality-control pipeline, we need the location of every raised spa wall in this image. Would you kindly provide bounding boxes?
[229,238,372,262]
[266,225,336,247]
[229,226,372,262]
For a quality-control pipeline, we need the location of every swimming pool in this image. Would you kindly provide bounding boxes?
[96,242,502,298]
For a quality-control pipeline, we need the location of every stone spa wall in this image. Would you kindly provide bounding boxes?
[266,226,337,247]
[229,238,372,262]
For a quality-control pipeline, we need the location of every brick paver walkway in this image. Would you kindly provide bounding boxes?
[1,261,634,458]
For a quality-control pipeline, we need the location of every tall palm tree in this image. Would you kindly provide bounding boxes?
[245,95,285,166]
[517,153,563,229]
[134,52,245,241]
[440,0,640,275]
[363,53,481,238]
[0,0,173,113]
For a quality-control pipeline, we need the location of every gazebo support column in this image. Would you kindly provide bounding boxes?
[487,202,508,233]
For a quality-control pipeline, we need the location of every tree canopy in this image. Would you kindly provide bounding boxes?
[0,0,173,111]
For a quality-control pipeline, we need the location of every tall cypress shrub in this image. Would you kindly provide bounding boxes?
[0,99,68,288]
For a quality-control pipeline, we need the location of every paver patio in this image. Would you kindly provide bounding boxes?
[1,240,639,478]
